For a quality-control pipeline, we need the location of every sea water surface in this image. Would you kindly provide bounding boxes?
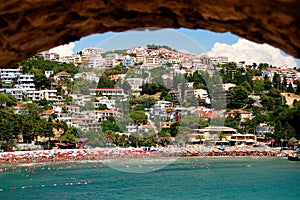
[0,157,300,200]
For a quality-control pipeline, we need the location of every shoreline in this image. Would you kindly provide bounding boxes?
[0,146,293,168]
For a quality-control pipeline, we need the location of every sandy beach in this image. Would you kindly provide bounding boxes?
[0,145,293,169]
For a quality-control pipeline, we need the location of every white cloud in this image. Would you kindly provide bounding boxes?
[206,39,297,67]
[49,42,75,57]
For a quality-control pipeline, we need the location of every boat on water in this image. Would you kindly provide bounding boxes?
[288,151,300,161]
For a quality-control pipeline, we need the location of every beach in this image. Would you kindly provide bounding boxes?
[0,145,293,169]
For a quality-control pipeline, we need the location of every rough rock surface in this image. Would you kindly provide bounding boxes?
[0,0,300,66]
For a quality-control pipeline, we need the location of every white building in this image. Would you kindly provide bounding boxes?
[68,94,91,106]
[93,98,116,110]
[74,72,99,83]
[62,54,82,65]
[82,47,105,55]
[45,70,54,78]
[39,51,59,61]
[105,53,119,67]
[66,105,81,114]
[89,88,125,99]
[0,68,21,85]
[26,89,58,101]
[145,56,160,66]
[186,89,208,100]
[1,88,24,101]
[125,78,143,91]
[15,74,35,89]
[154,101,173,111]
[13,105,29,114]
[126,124,151,133]
[86,55,104,69]
[221,83,236,91]
[227,109,252,122]
[210,56,229,65]
[177,82,194,90]
[94,110,121,121]
[262,68,300,84]
[56,113,72,126]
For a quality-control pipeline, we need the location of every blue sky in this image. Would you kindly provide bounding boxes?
[68,28,300,67]
[74,28,240,54]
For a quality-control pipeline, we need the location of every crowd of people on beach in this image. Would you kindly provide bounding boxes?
[0,145,292,169]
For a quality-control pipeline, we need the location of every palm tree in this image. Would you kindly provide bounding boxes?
[219,132,226,141]
[129,132,143,147]
[197,135,205,144]
[53,120,68,138]
[105,130,116,146]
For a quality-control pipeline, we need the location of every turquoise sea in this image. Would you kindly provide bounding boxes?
[0,157,300,200]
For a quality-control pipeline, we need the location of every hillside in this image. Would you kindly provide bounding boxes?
[281,93,300,107]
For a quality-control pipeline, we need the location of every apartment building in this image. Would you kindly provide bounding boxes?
[94,110,121,121]
[105,53,119,67]
[125,78,143,91]
[0,68,21,85]
[26,89,58,101]
[68,94,91,106]
[89,88,125,99]
[93,98,116,110]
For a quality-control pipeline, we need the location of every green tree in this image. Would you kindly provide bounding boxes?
[16,114,35,143]
[33,71,52,89]
[158,128,172,146]
[240,81,252,94]
[79,130,107,147]
[101,119,122,133]
[60,127,79,144]
[287,82,294,93]
[282,77,288,92]
[97,75,114,88]
[0,93,10,107]
[96,104,108,110]
[253,80,264,93]
[72,78,94,95]
[225,116,240,130]
[36,118,54,149]
[264,75,272,90]
[228,86,249,109]
[6,95,17,107]
[258,63,269,70]
[160,90,173,101]
[0,112,19,142]
[261,94,276,111]
[141,83,169,95]
[295,80,300,94]
[129,110,148,124]
[272,73,281,90]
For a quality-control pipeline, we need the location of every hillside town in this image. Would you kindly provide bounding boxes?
[0,45,300,152]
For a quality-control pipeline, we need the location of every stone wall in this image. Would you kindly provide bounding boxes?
[0,0,300,66]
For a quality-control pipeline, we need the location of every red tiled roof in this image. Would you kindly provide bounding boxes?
[199,111,219,119]
[227,109,251,115]
[13,105,24,109]
[57,71,70,75]
[192,110,206,115]
[41,110,55,115]
[89,88,123,91]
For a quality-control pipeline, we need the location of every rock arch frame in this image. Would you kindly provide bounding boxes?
[0,0,300,66]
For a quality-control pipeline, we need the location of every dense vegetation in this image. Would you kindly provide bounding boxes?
[1,56,300,150]
[146,44,177,52]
